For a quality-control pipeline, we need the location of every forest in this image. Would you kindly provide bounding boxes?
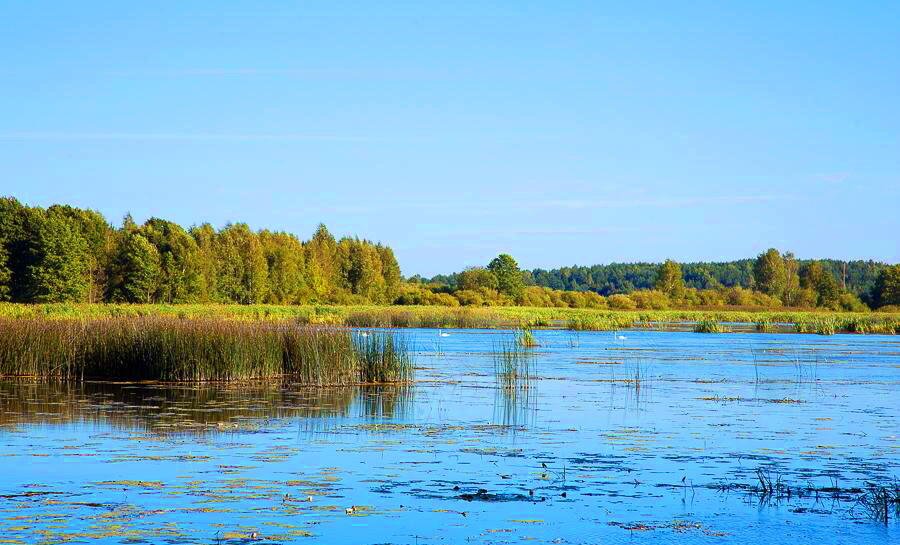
[0,197,400,305]
[2,197,899,311]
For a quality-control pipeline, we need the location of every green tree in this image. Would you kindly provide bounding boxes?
[215,223,268,304]
[801,261,841,308]
[141,218,202,303]
[457,267,499,292]
[488,254,524,298]
[781,252,802,306]
[190,223,220,302]
[0,197,37,301]
[305,224,338,301]
[753,248,788,300]
[0,241,11,301]
[654,259,685,299]
[377,244,402,303]
[48,205,114,303]
[26,210,91,303]
[259,230,306,304]
[339,238,385,302]
[111,232,162,303]
[873,265,900,308]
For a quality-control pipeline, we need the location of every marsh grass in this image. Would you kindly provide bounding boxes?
[516,328,539,348]
[0,318,412,383]
[755,320,775,332]
[693,319,729,333]
[493,338,534,392]
[354,331,413,383]
[1,303,899,335]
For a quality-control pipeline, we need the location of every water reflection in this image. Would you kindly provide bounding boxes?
[0,380,413,434]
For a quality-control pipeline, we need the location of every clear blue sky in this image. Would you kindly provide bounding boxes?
[1,1,898,276]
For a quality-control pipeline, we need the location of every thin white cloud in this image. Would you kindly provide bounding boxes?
[539,195,780,209]
[812,172,851,184]
[0,132,369,142]
[314,194,783,216]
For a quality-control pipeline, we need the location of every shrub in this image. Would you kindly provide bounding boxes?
[608,294,637,310]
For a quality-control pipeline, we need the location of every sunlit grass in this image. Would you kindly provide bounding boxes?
[0,317,412,383]
[0,302,898,334]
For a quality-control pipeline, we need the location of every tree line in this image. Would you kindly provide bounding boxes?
[0,197,400,305]
[516,259,886,300]
[412,250,900,311]
[3,197,898,311]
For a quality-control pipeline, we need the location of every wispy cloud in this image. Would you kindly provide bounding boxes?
[314,194,784,216]
[812,172,851,184]
[538,195,780,209]
[0,131,369,142]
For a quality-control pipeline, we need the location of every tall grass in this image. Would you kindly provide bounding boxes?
[494,338,534,391]
[0,318,412,383]
[1,303,898,335]
[516,328,539,348]
[353,332,413,383]
[693,319,729,333]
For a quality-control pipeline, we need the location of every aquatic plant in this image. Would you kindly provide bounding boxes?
[353,331,413,383]
[693,319,728,333]
[516,328,539,348]
[493,338,533,391]
[755,320,775,332]
[0,318,413,383]
[1,302,899,335]
[856,484,900,524]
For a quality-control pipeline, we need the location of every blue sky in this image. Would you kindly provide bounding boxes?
[1,1,898,276]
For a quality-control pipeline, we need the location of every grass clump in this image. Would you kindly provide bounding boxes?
[516,328,539,348]
[0,317,412,383]
[693,319,728,333]
[494,338,533,391]
[353,332,413,383]
[755,320,775,332]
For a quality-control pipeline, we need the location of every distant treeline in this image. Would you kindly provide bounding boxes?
[530,260,885,298]
[413,251,900,311]
[3,197,899,311]
[427,260,884,299]
[0,197,400,305]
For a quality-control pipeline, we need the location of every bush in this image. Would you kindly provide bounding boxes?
[837,293,868,312]
[608,294,637,310]
[630,290,671,310]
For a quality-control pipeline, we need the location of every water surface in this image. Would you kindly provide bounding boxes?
[1,329,898,544]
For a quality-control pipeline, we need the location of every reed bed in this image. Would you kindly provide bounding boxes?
[1,303,899,335]
[693,319,729,333]
[0,318,412,383]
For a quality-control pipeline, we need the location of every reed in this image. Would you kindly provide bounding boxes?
[755,319,775,332]
[494,338,533,391]
[0,318,412,383]
[516,328,539,348]
[693,319,728,333]
[2,303,899,335]
[353,331,413,383]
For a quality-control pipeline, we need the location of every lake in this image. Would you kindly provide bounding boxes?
[1,328,898,544]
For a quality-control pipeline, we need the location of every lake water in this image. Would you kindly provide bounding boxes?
[1,329,898,544]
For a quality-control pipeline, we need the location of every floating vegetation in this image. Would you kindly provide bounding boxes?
[0,318,413,383]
